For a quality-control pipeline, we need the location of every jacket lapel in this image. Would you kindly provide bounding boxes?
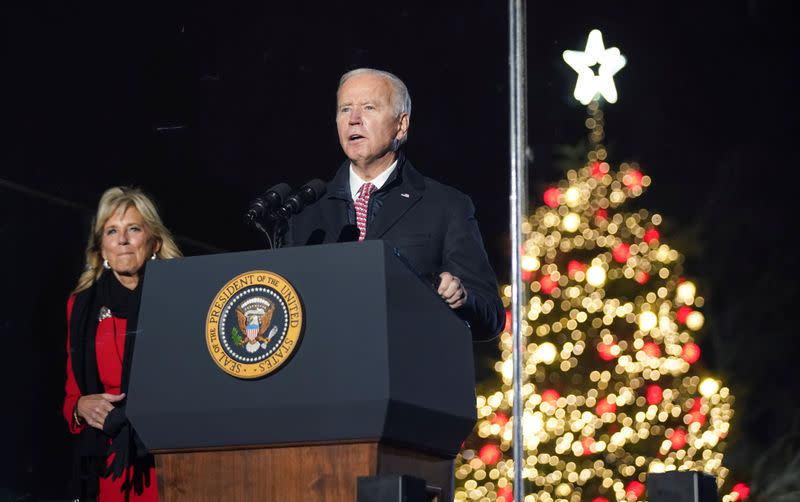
[311,162,353,244]
[368,190,422,239]
[321,197,351,237]
[367,155,426,239]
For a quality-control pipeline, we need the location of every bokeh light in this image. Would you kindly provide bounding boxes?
[455,102,737,502]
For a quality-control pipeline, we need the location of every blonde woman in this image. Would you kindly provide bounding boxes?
[63,186,181,501]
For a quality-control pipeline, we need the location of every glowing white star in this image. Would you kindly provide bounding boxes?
[563,29,627,105]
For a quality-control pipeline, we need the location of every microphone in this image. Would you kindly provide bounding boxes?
[244,183,292,226]
[273,179,327,221]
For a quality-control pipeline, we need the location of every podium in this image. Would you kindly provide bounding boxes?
[127,240,476,501]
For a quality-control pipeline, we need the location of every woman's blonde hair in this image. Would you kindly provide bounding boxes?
[73,186,183,293]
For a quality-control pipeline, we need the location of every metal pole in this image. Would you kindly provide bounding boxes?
[508,0,529,501]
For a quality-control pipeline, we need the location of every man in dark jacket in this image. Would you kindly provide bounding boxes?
[286,67,504,341]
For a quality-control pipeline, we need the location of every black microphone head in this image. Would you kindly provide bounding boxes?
[244,197,269,223]
[273,179,328,220]
[304,178,328,202]
[263,183,292,208]
[245,182,292,227]
[297,178,328,204]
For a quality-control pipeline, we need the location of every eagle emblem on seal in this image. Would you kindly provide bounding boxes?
[235,297,278,353]
[206,270,305,379]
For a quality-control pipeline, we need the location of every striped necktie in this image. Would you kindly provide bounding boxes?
[354,182,376,241]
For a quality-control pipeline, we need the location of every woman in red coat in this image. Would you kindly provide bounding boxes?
[63,186,182,501]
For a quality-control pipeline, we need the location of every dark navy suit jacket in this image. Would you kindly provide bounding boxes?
[286,153,504,341]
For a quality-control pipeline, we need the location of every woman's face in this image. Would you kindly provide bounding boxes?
[100,206,160,281]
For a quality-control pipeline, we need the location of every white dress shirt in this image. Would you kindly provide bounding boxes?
[349,160,398,201]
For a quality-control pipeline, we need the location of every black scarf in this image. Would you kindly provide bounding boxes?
[68,269,154,500]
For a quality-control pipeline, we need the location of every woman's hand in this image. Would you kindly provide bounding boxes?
[76,393,126,430]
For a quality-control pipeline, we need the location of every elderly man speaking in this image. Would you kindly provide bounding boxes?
[286,68,503,341]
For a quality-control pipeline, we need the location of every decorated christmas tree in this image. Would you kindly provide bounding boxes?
[454,30,745,502]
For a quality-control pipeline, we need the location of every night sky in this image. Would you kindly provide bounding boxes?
[2,0,797,499]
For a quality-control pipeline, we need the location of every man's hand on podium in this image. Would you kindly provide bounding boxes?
[438,271,467,309]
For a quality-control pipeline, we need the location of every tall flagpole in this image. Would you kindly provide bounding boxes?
[508,0,529,501]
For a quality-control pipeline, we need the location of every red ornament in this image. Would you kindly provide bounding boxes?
[681,342,701,364]
[581,436,595,455]
[591,161,608,179]
[492,412,509,427]
[597,342,618,361]
[643,228,660,243]
[504,310,512,332]
[521,269,534,282]
[595,208,609,221]
[676,306,693,324]
[567,260,587,278]
[634,271,650,284]
[731,482,750,500]
[497,485,513,502]
[597,342,617,361]
[479,444,502,465]
[623,169,644,189]
[625,480,645,499]
[596,397,617,416]
[687,411,707,425]
[541,389,560,404]
[540,275,557,295]
[689,398,702,412]
[646,384,663,405]
[592,499,610,502]
[543,187,560,208]
[612,243,631,263]
[669,428,687,450]
[642,342,662,358]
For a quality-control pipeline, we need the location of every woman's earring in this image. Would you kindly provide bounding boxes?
[103,259,111,270]
[151,253,157,260]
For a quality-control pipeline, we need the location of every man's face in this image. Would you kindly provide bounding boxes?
[336,74,409,170]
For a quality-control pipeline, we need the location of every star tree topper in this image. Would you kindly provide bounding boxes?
[563,29,627,105]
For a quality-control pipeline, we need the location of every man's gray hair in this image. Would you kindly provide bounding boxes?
[338,68,412,149]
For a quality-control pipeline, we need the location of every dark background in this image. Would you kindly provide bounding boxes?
[2,0,797,499]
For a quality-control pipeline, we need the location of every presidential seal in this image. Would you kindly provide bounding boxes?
[206,270,303,379]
